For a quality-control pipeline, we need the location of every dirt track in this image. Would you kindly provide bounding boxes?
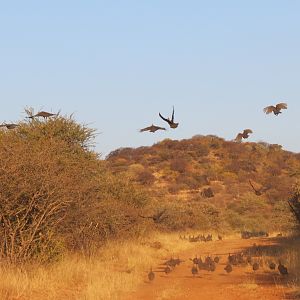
[124,237,294,300]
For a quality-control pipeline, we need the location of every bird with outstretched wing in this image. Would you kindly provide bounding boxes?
[235,129,253,142]
[0,123,19,130]
[249,180,269,196]
[263,103,287,115]
[140,124,166,133]
[159,106,179,129]
[27,111,58,119]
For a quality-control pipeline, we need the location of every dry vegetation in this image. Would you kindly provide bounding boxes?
[1,114,300,299]
[0,232,196,300]
[107,135,300,233]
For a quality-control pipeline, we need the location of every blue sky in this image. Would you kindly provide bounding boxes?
[1,1,299,156]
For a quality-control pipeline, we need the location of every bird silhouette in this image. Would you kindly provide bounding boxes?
[191,264,198,277]
[140,124,166,133]
[27,111,57,119]
[159,106,179,129]
[235,129,253,142]
[139,209,168,223]
[252,262,259,271]
[278,261,288,275]
[148,267,155,282]
[0,123,19,129]
[263,103,287,116]
[164,266,171,275]
[214,256,220,264]
[224,264,233,273]
[268,262,276,270]
[249,180,269,196]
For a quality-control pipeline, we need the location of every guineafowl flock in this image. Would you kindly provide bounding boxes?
[146,237,290,283]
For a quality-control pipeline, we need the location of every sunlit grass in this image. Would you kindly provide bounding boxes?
[0,233,195,300]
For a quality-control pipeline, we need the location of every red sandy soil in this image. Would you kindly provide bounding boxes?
[124,237,296,300]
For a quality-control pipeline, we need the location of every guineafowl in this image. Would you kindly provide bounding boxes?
[252,262,259,271]
[224,264,233,273]
[148,268,155,282]
[214,256,220,264]
[278,261,288,275]
[269,262,276,270]
[164,266,171,275]
[191,265,198,277]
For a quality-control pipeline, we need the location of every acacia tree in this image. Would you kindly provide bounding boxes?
[0,116,99,263]
[288,182,300,225]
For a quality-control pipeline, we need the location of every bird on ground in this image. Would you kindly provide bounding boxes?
[191,265,198,277]
[148,267,155,282]
[159,106,179,129]
[190,255,199,265]
[165,257,178,268]
[0,123,19,129]
[235,129,253,142]
[214,256,220,264]
[27,111,57,119]
[252,262,259,271]
[249,180,269,196]
[278,261,288,275]
[224,264,233,273]
[208,261,216,272]
[263,103,287,116]
[218,234,223,241]
[246,255,252,264]
[164,266,172,275]
[228,253,238,265]
[173,257,184,266]
[140,124,166,133]
[269,262,276,270]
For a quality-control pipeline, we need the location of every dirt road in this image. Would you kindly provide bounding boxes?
[124,237,295,300]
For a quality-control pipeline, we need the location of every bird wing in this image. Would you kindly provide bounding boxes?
[140,125,153,132]
[243,129,253,134]
[171,106,175,122]
[249,180,258,192]
[159,113,171,125]
[263,106,276,114]
[235,133,243,141]
[276,103,287,110]
[155,209,167,220]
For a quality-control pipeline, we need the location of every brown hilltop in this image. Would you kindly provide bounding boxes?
[107,135,300,232]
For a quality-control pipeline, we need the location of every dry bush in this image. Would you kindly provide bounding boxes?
[175,174,200,190]
[170,158,189,173]
[0,117,99,263]
[0,115,149,263]
[288,182,300,226]
[135,169,155,185]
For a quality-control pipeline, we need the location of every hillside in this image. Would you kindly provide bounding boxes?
[107,135,300,232]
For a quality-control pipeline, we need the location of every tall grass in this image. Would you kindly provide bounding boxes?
[0,233,194,300]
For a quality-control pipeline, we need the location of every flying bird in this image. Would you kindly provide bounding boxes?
[249,180,269,196]
[140,124,166,133]
[27,111,57,119]
[0,123,19,130]
[235,129,253,142]
[263,103,287,116]
[159,106,179,129]
[139,209,168,223]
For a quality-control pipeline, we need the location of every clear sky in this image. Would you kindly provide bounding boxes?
[1,1,299,157]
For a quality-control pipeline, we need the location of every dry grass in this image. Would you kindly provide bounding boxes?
[0,233,195,300]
